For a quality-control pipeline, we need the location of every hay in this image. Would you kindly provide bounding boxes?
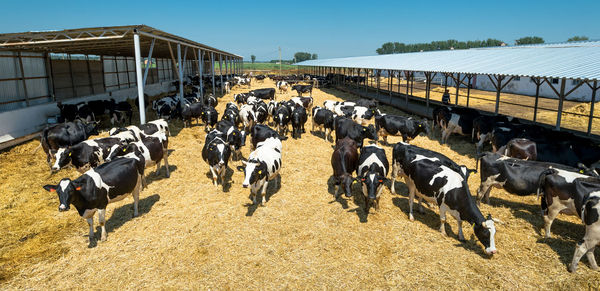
[1,78,599,289]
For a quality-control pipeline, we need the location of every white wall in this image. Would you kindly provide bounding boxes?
[0,81,174,143]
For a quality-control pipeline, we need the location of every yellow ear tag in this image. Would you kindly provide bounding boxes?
[418,124,422,127]
[258,170,262,174]
[68,152,71,157]
[580,170,584,173]
[472,223,475,228]
[363,128,366,131]
[123,148,127,152]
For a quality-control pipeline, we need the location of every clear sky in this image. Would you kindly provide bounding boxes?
[1,0,598,61]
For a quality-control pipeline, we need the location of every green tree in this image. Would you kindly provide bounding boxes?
[294,52,313,62]
[311,53,318,60]
[251,55,256,63]
[376,38,505,54]
[567,36,589,42]
[515,36,544,45]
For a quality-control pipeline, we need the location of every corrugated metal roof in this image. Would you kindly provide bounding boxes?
[296,42,600,80]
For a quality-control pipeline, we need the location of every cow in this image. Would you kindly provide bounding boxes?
[239,104,256,132]
[537,169,600,272]
[139,119,170,136]
[40,120,99,169]
[200,105,218,132]
[152,96,178,120]
[500,138,537,160]
[250,88,276,100]
[291,106,307,139]
[202,130,232,188]
[87,100,111,121]
[276,81,288,94]
[109,125,144,141]
[273,105,291,136]
[351,106,378,126]
[356,144,389,211]
[237,137,282,205]
[476,152,597,204]
[108,100,133,126]
[234,93,250,105]
[312,106,335,142]
[331,137,359,198]
[355,98,377,109]
[335,117,378,148]
[43,155,145,244]
[216,119,246,160]
[290,96,314,113]
[431,106,451,135]
[390,142,476,195]
[440,107,480,144]
[472,115,512,145]
[375,115,429,144]
[253,101,268,124]
[333,104,355,117]
[250,124,287,150]
[76,103,94,122]
[267,100,278,124]
[291,84,312,97]
[106,131,170,178]
[56,102,78,122]
[397,157,498,255]
[205,94,217,108]
[181,102,205,127]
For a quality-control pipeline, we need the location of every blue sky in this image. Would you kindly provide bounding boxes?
[1,0,598,61]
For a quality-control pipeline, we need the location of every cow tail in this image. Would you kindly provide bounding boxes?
[537,168,556,200]
[39,127,51,155]
[475,152,486,173]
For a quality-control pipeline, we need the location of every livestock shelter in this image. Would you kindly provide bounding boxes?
[0,25,242,146]
[296,42,600,137]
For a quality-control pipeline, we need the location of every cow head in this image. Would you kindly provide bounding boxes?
[473,214,497,255]
[84,121,100,137]
[238,160,267,188]
[52,147,73,172]
[363,124,378,141]
[358,168,387,201]
[43,178,81,212]
[207,141,231,167]
[417,119,431,137]
[106,141,135,162]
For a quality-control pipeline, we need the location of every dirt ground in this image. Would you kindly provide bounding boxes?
[1,78,599,289]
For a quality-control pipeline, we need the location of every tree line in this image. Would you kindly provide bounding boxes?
[249,52,318,63]
[376,36,591,55]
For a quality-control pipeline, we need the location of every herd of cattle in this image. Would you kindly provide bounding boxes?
[34,73,600,273]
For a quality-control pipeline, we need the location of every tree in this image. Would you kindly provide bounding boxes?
[515,36,544,45]
[567,36,589,42]
[375,38,505,55]
[311,53,318,60]
[294,52,313,62]
[251,55,256,63]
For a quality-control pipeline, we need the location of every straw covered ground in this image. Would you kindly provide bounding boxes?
[1,78,600,289]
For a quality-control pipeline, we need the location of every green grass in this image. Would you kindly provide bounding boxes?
[240,62,297,71]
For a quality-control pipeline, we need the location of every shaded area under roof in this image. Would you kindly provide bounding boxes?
[295,42,600,81]
[0,25,241,59]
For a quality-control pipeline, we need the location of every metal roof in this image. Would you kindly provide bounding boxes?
[0,25,242,59]
[296,42,600,81]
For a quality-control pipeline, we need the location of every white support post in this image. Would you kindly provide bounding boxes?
[177,43,184,109]
[133,32,146,124]
[199,50,204,99]
[142,38,155,88]
[219,54,224,95]
[211,52,215,94]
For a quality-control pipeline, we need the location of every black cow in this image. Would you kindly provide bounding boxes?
[312,106,335,142]
[331,137,359,198]
[216,119,247,160]
[56,102,78,122]
[356,144,389,211]
[291,106,307,139]
[355,98,377,109]
[291,84,312,97]
[537,169,600,272]
[88,100,111,120]
[250,88,276,100]
[181,103,205,127]
[375,115,429,144]
[106,131,170,177]
[397,157,498,255]
[273,105,291,136]
[335,117,378,148]
[43,155,145,244]
[40,120,99,168]
[76,103,94,122]
[500,138,537,160]
[201,106,218,132]
[472,115,512,146]
[202,130,231,188]
[250,124,287,149]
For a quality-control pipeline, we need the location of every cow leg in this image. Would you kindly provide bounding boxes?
[407,184,415,221]
[220,167,227,188]
[132,175,141,217]
[456,218,465,241]
[164,153,170,178]
[155,160,161,176]
[439,204,448,237]
[390,163,398,194]
[570,237,599,273]
[209,166,218,186]
[86,217,95,243]
[260,181,269,206]
[587,246,599,270]
[418,197,425,214]
[98,209,107,242]
[543,204,564,238]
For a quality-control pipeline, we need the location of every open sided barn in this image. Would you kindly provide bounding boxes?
[2,32,600,289]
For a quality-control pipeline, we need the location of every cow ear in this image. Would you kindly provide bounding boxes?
[236,166,245,172]
[43,184,57,192]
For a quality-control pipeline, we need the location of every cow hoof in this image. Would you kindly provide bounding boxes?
[568,265,577,273]
[409,214,414,221]
[101,236,107,242]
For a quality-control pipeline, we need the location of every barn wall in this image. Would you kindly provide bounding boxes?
[0,51,51,112]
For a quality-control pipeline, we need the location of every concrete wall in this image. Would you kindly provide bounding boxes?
[0,81,174,143]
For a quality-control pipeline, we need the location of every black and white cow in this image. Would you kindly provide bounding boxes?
[40,120,99,168]
[312,106,335,142]
[222,102,240,126]
[267,100,278,124]
[390,142,476,195]
[290,96,313,113]
[335,117,378,148]
[139,119,170,136]
[106,131,170,177]
[216,119,246,160]
[375,115,429,144]
[108,100,133,126]
[537,169,600,272]
[440,107,480,144]
[356,144,389,211]
[331,137,359,198]
[109,125,144,141]
[43,155,145,244]
[152,96,178,120]
[238,137,282,205]
[239,104,255,132]
[250,124,287,150]
[476,152,596,204]
[351,106,378,126]
[253,101,268,124]
[291,84,312,97]
[333,104,356,117]
[56,102,78,122]
[200,105,218,132]
[273,105,291,136]
[398,157,498,255]
[276,81,288,94]
[234,93,250,105]
[250,88,276,100]
[205,94,217,108]
[291,106,308,139]
[52,132,137,172]
[202,130,232,188]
